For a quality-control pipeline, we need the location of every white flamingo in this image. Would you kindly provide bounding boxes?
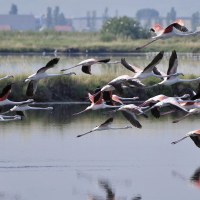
[171,129,200,148]
[146,50,200,87]
[76,117,131,137]
[61,58,118,74]
[25,57,75,97]
[121,51,172,80]
[0,84,33,106]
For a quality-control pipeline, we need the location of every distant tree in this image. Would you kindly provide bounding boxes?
[86,11,91,29]
[103,7,109,23]
[101,16,150,39]
[91,10,97,31]
[57,13,67,25]
[136,8,159,20]
[53,6,60,26]
[46,7,53,28]
[166,7,177,24]
[191,12,200,30]
[9,4,18,15]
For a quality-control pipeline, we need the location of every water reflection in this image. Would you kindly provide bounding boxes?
[172,166,200,190]
[77,172,141,200]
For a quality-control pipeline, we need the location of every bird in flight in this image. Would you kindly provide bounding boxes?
[76,117,131,137]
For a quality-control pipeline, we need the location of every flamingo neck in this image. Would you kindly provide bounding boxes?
[171,136,189,144]
[180,77,200,82]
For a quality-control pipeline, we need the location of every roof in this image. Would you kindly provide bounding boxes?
[54,25,72,32]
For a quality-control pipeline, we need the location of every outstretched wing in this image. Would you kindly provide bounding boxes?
[121,58,142,73]
[121,110,142,128]
[99,117,113,128]
[0,84,12,101]
[167,50,178,78]
[81,65,92,74]
[143,51,164,72]
[26,80,38,97]
[192,83,200,100]
[37,58,60,74]
[172,19,188,32]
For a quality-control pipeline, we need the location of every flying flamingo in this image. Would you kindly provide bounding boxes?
[73,92,121,116]
[111,104,148,128]
[146,50,200,87]
[0,84,33,106]
[92,87,138,106]
[136,19,200,50]
[143,96,188,118]
[61,58,119,74]
[0,75,14,81]
[0,113,22,122]
[172,108,200,123]
[76,117,131,137]
[120,51,171,80]
[1,100,53,115]
[25,57,76,97]
[171,129,200,148]
[98,75,145,95]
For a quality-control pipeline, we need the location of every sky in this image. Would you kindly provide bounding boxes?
[0,0,199,18]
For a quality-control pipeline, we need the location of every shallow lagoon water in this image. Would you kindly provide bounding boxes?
[0,104,200,200]
[0,53,200,200]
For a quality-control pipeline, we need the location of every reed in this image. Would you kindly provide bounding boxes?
[0,73,199,102]
[0,31,200,53]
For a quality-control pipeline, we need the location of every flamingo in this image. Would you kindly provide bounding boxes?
[121,51,169,80]
[0,84,33,106]
[73,92,121,116]
[172,108,200,123]
[76,117,131,137]
[0,114,22,122]
[143,96,188,118]
[171,129,200,148]
[1,100,53,115]
[136,19,200,50]
[25,57,76,97]
[99,75,145,95]
[92,87,138,105]
[0,75,14,81]
[111,104,148,128]
[61,58,118,74]
[146,50,200,87]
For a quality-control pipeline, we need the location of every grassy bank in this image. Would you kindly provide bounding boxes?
[0,31,200,53]
[1,74,199,102]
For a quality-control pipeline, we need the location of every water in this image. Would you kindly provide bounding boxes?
[0,104,200,200]
[0,53,200,76]
[0,54,200,200]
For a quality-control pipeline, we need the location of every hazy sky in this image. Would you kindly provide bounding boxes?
[0,0,199,17]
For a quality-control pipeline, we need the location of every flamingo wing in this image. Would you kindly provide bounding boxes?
[26,80,38,97]
[82,65,92,75]
[153,67,166,80]
[121,110,142,128]
[191,83,200,100]
[172,19,188,32]
[167,50,178,78]
[121,58,142,73]
[0,84,12,101]
[37,58,60,74]
[143,51,164,72]
[127,79,145,88]
[97,58,111,63]
[99,117,113,128]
